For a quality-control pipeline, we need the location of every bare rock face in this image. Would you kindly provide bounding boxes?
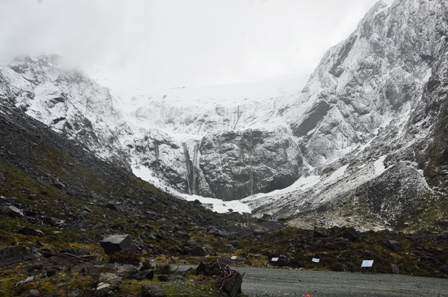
[129,126,302,200]
[199,127,302,200]
[281,0,447,170]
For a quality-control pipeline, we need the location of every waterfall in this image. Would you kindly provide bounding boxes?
[182,140,201,195]
[182,143,193,195]
[192,141,200,194]
[154,141,160,174]
[249,130,254,196]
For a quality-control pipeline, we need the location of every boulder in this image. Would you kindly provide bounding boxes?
[27,263,44,273]
[175,231,190,240]
[141,284,166,297]
[133,269,154,281]
[19,227,44,237]
[52,178,65,189]
[253,229,266,236]
[439,264,448,274]
[116,264,138,278]
[339,227,359,242]
[217,230,233,238]
[190,246,208,256]
[72,262,100,276]
[106,203,118,211]
[24,290,40,297]
[387,240,401,252]
[42,216,64,227]
[219,271,243,297]
[196,262,207,275]
[15,276,35,287]
[331,262,347,272]
[1,205,23,218]
[391,265,400,274]
[96,273,122,295]
[314,227,330,238]
[278,255,291,267]
[100,234,132,255]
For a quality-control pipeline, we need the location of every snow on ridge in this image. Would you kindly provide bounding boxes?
[104,72,305,110]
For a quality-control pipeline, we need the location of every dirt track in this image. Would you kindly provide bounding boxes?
[239,267,448,297]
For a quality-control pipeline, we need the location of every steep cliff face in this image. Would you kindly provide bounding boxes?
[280,0,446,170]
[198,127,302,200]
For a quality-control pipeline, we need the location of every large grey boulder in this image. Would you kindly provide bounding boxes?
[100,234,132,255]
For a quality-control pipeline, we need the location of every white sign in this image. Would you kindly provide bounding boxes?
[271,257,279,262]
[361,260,374,268]
[312,258,320,263]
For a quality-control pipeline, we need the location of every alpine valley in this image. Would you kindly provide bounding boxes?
[2,0,448,233]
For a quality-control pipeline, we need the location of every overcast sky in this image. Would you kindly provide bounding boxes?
[0,0,380,91]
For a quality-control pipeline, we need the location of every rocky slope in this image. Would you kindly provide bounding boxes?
[1,0,448,231]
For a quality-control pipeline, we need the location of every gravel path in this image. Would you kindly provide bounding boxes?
[238,267,448,297]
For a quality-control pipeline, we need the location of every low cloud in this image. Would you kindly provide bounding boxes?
[0,0,379,91]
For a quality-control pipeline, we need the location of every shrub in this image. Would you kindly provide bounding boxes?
[156,263,173,275]
[141,258,154,271]
[109,248,141,265]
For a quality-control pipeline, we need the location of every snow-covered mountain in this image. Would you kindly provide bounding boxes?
[0,54,132,169]
[1,0,448,231]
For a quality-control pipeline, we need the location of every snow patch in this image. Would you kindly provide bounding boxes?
[325,164,349,184]
[423,68,432,83]
[374,155,387,175]
[131,164,251,214]
[182,195,251,214]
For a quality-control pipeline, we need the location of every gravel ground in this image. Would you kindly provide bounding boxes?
[238,267,448,297]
